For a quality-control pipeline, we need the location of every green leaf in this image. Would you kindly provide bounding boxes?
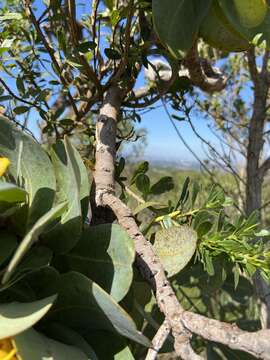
[0,182,27,203]
[72,142,90,222]
[2,202,67,284]
[77,41,96,53]
[47,323,98,360]
[47,272,151,347]
[85,331,135,360]
[104,48,122,60]
[14,328,89,360]
[16,77,25,95]
[218,0,270,47]
[0,116,56,228]
[152,0,212,58]
[150,176,174,195]
[191,181,200,207]
[44,138,83,253]
[13,106,29,115]
[0,231,17,267]
[11,246,53,284]
[135,173,150,195]
[130,161,149,185]
[0,13,23,21]
[153,226,198,277]
[21,266,60,300]
[175,177,190,210]
[57,224,135,302]
[0,295,56,339]
[199,0,250,52]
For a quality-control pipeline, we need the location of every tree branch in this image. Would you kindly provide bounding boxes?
[24,0,79,117]
[184,42,227,93]
[94,86,201,359]
[182,311,270,359]
[145,320,171,360]
[260,157,270,178]
[94,85,270,359]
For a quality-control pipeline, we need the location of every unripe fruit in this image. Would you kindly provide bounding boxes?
[234,0,267,28]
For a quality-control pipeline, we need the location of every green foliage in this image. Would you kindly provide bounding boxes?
[152,0,270,56]
[0,107,268,359]
[14,328,90,360]
[0,295,56,339]
[0,121,151,358]
[1,0,270,358]
[152,0,212,58]
[0,116,56,229]
[153,226,197,277]
[56,224,135,302]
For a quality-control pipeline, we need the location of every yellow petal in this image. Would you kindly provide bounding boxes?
[0,158,10,177]
[1,349,16,360]
[0,339,17,360]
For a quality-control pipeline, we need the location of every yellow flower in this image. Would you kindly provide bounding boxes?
[0,158,10,177]
[0,338,17,360]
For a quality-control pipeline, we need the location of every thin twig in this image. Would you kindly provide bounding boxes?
[23,0,79,118]
[0,78,44,112]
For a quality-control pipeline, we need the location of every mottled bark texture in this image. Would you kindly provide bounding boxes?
[145,320,171,360]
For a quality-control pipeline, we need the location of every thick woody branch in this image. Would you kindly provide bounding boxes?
[184,42,227,93]
[94,87,200,360]
[182,312,270,359]
[101,193,202,360]
[125,51,227,108]
[145,320,171,360]
[260,157,270,178]
[95,86,124,200]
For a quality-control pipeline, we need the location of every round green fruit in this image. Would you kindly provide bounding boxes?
[234,0,267,28]
[200,1,250,52]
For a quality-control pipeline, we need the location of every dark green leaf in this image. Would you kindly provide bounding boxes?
[152,0,212,58]
[47,272,151,347]
[150,176,174,195]
[57,224,135,302]
[14,328,89,360]
[104,48,122,60]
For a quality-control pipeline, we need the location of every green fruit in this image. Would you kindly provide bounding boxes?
[200,1,250,52]
[234,0,267,28]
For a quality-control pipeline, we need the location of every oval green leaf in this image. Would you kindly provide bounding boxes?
[47,271,151,347]
[0,182,27,203]
[0,116,56,228]
[58,224,135,302]
[152,0,212,58]
[0,295,56,339]
[153,225,198,277]
[14,328,89,360]
[0,231,17,267]
[44,137,87,253]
